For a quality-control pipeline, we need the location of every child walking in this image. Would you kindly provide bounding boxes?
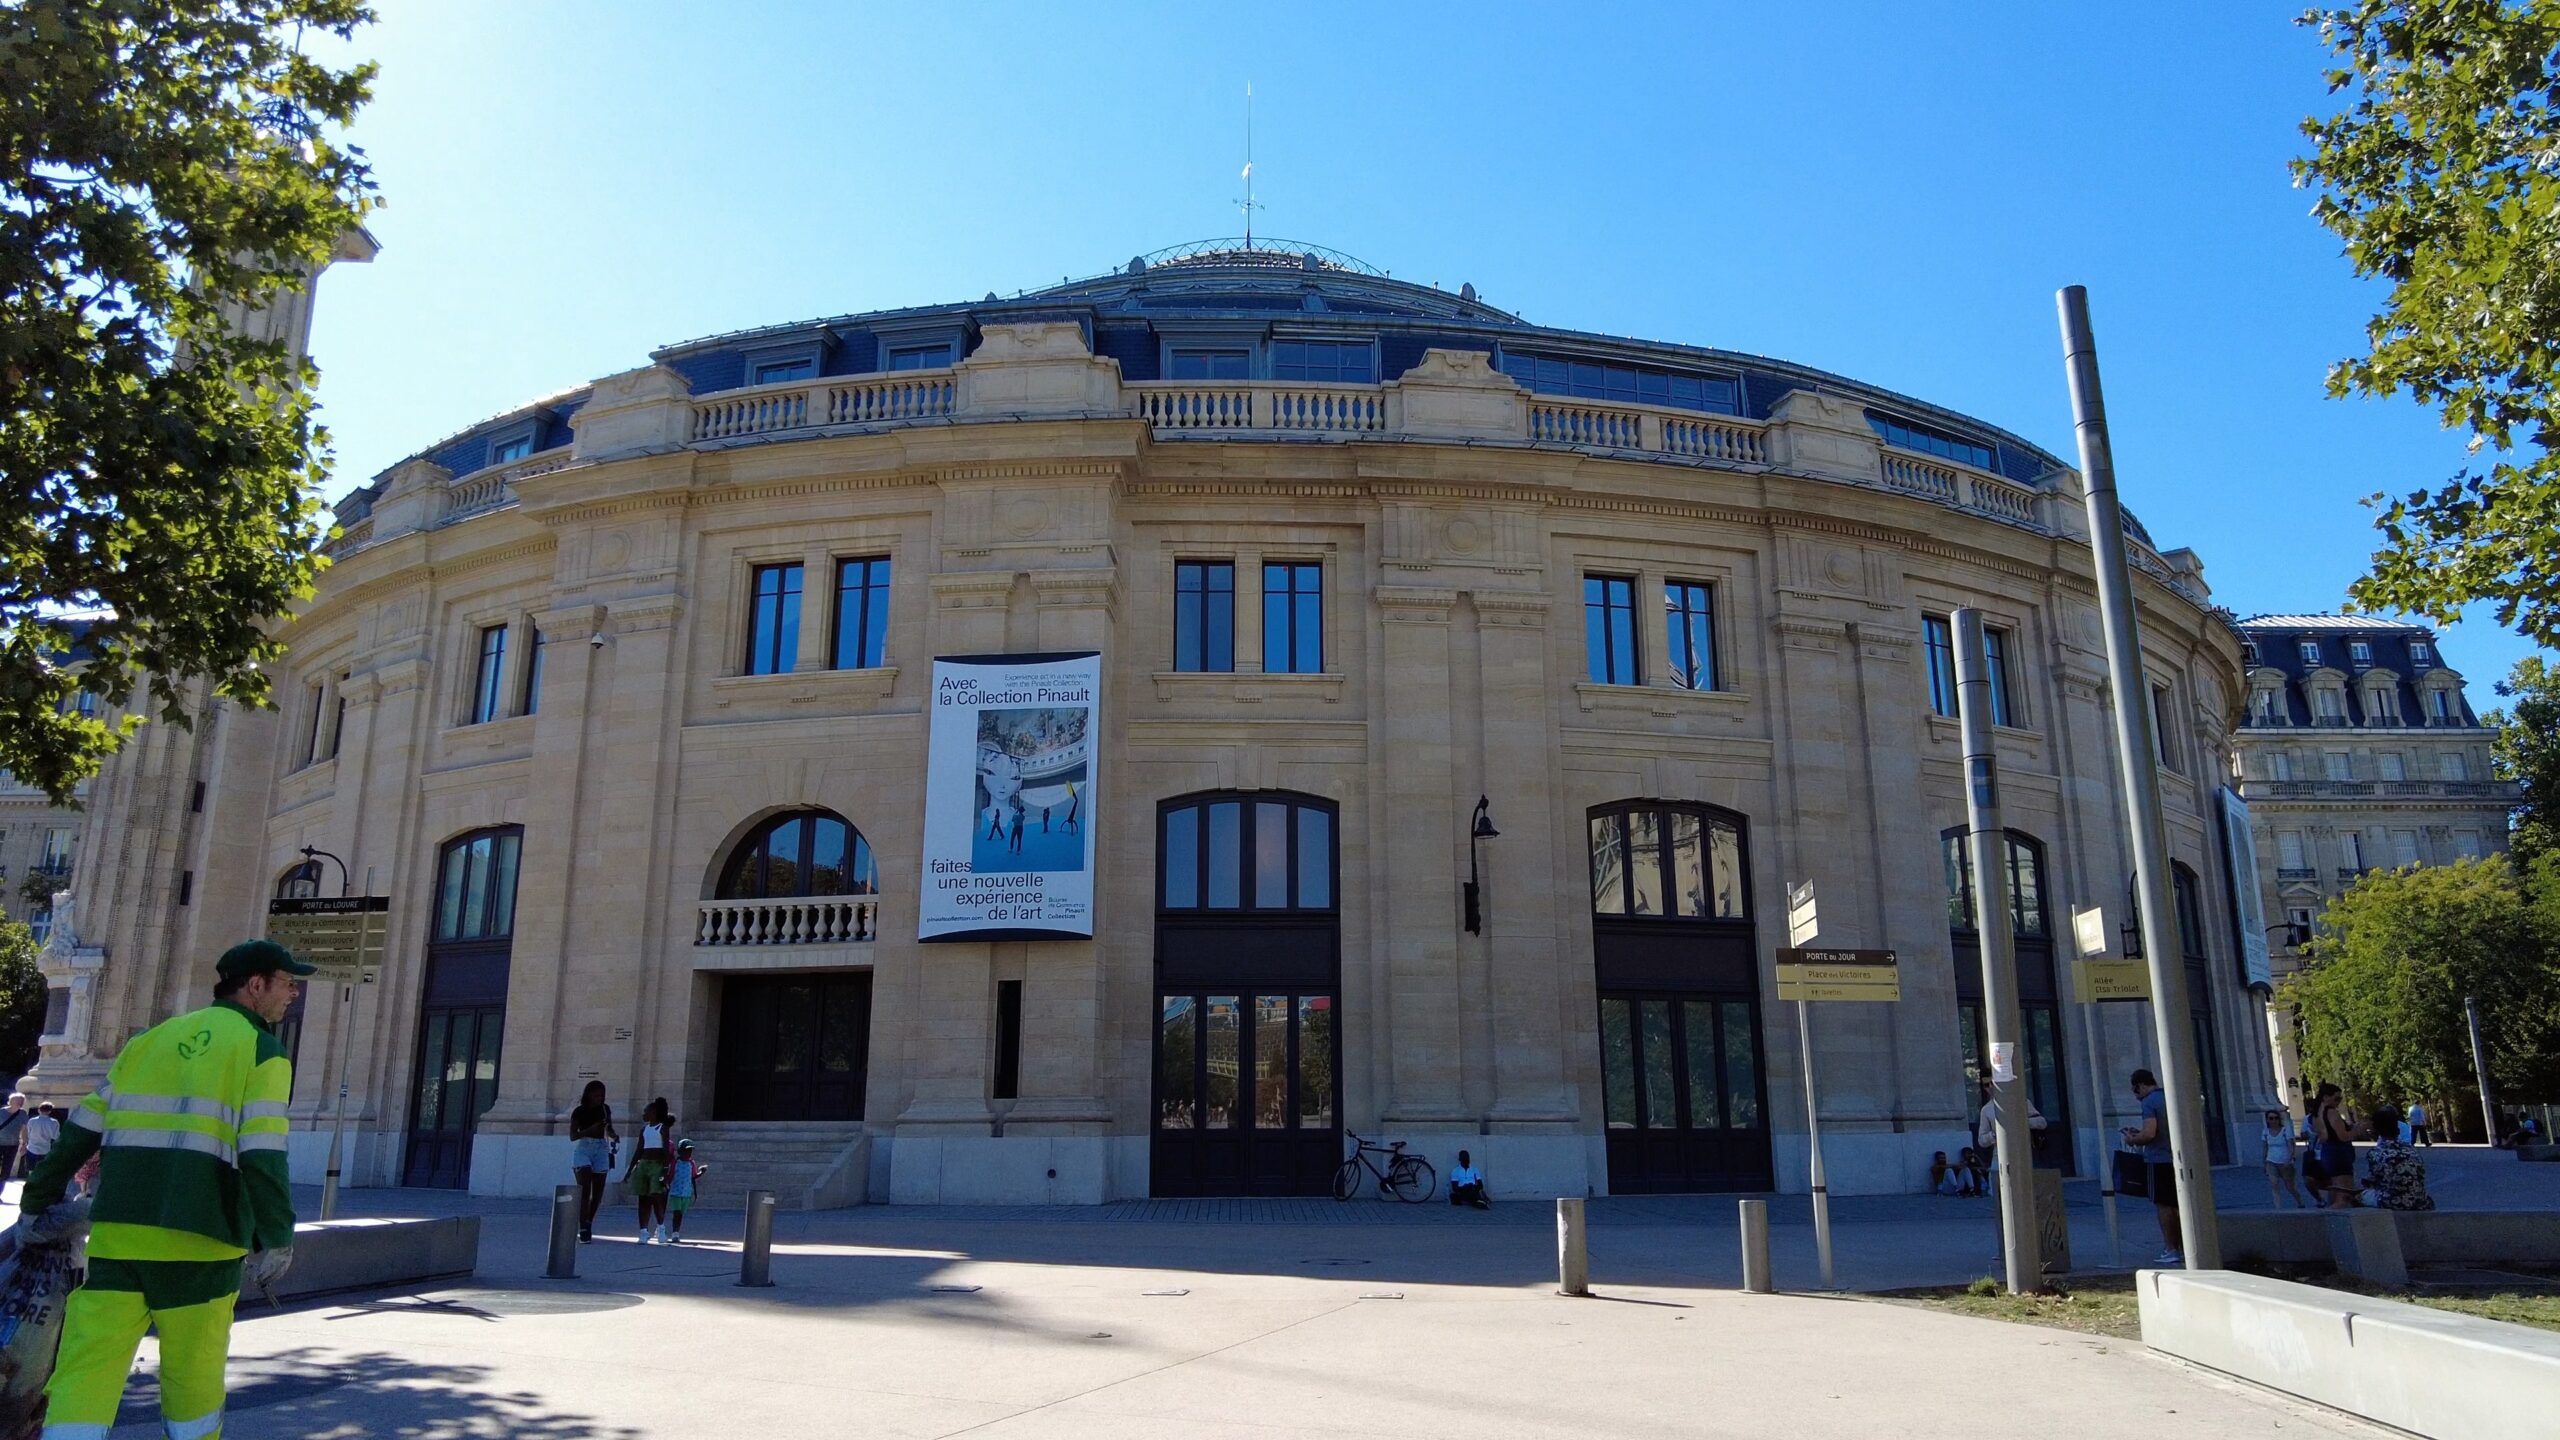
[667,1138,707,1242]
[626,1096,675,1243]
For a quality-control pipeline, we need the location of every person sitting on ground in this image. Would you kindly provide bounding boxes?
[1930,1149,1963,1195]
[2362,1104,2435,1211]
[1448,1149,1489,1209]
[1958,1145,1988,1196]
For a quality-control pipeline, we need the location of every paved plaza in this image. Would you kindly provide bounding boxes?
[17,1148,2550,1437]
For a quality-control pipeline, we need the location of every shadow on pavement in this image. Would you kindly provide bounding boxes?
[114,1350,642,1438]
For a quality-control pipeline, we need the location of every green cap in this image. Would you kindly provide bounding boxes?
[217,939,317,982]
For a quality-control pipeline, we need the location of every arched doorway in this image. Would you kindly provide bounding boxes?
[1943,828,2073,1173]
[709,808,878,1122]
[404,827,520,1188]
[1588,801,1771,1193]
[1151,792,1340,1197]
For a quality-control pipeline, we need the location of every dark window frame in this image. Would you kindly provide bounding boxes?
[1584,574,1641,686]
[469,624,508,725]
[1942,827,2050,940]
[1168,347,1252,381]
[1269,337,1378,384]
[1496,349,1742,416]
[745,562,804,676]
[1155,793,1339,914]
[1664,580,1717,691]
[1173,560,1236,673]
[716,808,879,900]
[432,826,524,944]
[1263,561,1324,675]
[1867,412,1995,472]
[830,555,893,670]
[1586,800,1753,923]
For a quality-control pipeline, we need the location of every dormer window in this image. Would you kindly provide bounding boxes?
[2349,640,2372,665]
[2298,640,2321,665]
[751,357,816,384]
[1271,339,1377,384]
[2410,640,2433,666]
[1169,348,1251,381]
[1502,351,1743,416]
[2248,686,2283,725]
[887,343,954,371]
[2241,640,2260,664]
[491,435,533,464]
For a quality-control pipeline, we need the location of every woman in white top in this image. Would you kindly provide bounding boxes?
[2263,1108,2307,1208]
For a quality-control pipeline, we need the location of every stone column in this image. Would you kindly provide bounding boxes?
[588,592,685,1109]
[1375,584,1466,1125]
[1474,590,1573,1128]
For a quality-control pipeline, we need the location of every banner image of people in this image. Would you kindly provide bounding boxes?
[920,652,1099,941]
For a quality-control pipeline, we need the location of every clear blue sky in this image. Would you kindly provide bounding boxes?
[305,1,2544,690]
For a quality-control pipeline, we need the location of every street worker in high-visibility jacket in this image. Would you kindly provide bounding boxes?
[20,938,313,1440]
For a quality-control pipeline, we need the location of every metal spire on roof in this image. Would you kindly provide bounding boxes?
[1233,83,1264,248]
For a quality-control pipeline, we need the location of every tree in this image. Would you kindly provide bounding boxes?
[2488,654,2560,860]
[0,919,46,1083]
[2285,855,2560,1124]
[2294,3,2560,647]
[0,1,379,803]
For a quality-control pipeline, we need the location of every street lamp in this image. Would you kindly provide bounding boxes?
[298,845,351,898]
[1461,796,1500,935]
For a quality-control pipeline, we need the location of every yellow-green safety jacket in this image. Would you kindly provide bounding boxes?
[23,1000,295,1262]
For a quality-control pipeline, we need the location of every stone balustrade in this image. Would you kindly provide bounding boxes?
[693,370,957,443]
[696,895,881,947]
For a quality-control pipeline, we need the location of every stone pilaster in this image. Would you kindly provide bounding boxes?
[1375,584,1466,1124]
[1474,589,1573,1124]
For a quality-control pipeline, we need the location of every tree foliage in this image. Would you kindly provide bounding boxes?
[0,1,378,803]
[2295,3,2560,646]
[2285,854,2560,1114]
[2488,654,2560,859]
[0,918,45,1083]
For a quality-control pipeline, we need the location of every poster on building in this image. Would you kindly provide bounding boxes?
[2218,786,2274,989]
[918,652,1099,942]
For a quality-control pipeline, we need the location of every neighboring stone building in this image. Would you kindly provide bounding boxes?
[2230,614,2516,1114]
[36,240,2275,1203]
[0,774,82,945]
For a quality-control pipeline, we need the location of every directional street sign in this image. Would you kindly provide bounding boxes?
[267,896,390,982]
[1775,946,1900,1003]
[1786,882,1818,949]
[2073,959,2152,1003]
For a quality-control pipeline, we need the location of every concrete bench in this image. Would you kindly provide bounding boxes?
[273,1215,478,1302]
[2139,1268,2560,1440]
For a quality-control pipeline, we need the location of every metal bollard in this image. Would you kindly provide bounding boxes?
[1739,1199,1772,1293]
[737,1189,776,1288]
[545,1185,579,1280]
[1556,1197,1589,1297]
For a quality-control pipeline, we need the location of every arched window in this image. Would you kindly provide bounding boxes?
[717,809,877,900]
[434,827,523,943]
[1588,802,1748,920]
[1158,793,1336,911]
[1942,829,2048,938]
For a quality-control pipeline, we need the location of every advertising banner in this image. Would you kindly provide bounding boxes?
[918,652,1099,942]
[2217,786,2274,990]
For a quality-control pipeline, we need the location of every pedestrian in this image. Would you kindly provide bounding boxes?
[17,937,308,1440]
[626,1096,675,1243]
[667,1139,705,1241]
[2310,1082,2360,1209]
[567,1080,619,1243]
[2119,1068,2182,1265]
[21,1101,61,1174]
[1062,780,1080,834]
[2262,1108,2307,1208]
[0,1091,28,1181]
[2407,1099,2432,1147]
[2362,1104,2435,1211]
[1448,1149,1489,1209]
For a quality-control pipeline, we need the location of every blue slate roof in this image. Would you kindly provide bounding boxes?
[2233,615,2476,728]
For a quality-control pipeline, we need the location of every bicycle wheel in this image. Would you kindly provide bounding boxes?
[1332,1157,1364,1202]
[1386,1156,1437,1204]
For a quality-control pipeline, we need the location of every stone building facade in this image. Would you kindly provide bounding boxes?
[0,775,81,945]
[38,244,2275,1202]
[2231,614,2515,1115]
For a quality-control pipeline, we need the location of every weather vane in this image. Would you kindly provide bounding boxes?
[1233,82,1263,248]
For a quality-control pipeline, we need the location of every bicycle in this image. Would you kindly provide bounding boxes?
[1332,1132,1437,1203]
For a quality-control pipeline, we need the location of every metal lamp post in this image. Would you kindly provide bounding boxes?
[1462,796,1500,935]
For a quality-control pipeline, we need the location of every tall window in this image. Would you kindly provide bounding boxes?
[2151,684,2179,772]
[746,563,803,676]
[521,631,544,716]
[2426,688,2454,723]
[2172,865,2209,960]
[2410,640,2433,666]
[2366,685,2401,724]
[1664,581,1716,691]
[1271,340,1376,383]
[2249,687,2281,725]
[1159,794,1336,912]
[38,828,72,876]
[2378,752,2405,781]
[303,682,328,763]
[1943,830,2048,938]
[2278,830,2306,869]
[1981,626,2015,727]
[1588,803,1748,921]
[2269,751,2294,781]
[833,557,892,670]
[1263,563,1323,674]
[1924,615,1957,716]
[717,809,877,899]
[1584,575,1640,685]
[2443,751,2469,781]
[434,827,523,943]
[469,625,508,724]
[2324,751,2353,781]
[2340,831,2365,871]
[2315,688,2346,723]
[1174,561,1235,673]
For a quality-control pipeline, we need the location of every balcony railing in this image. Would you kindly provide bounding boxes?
[692,371,956,443]
[695,895,881,947]
[2276,867,2317,883]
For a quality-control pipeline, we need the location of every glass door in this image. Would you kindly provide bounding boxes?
[402,1005,503,1188]
[1597,993,1768,1193]
[1153,991,1337,1196]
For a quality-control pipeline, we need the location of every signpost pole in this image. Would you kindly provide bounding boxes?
[1796,997,1833,1291]
[1954,607,2037,1295]
[317,914,363,1221]
[2059,286,2219,1268]
[2073,907,2124,1268]
[270,872,388,1224]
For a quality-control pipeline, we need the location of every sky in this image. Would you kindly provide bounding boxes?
[303,1,2544,690]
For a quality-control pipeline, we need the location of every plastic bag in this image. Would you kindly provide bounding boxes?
[0,1200,92,1440]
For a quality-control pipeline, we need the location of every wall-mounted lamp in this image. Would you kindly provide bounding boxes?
[1462,795,1500,935]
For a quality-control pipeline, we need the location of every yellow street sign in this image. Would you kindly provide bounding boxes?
[1775,948,1901,1003]
[267,897,389,982]
[2073,958,2151,1003]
